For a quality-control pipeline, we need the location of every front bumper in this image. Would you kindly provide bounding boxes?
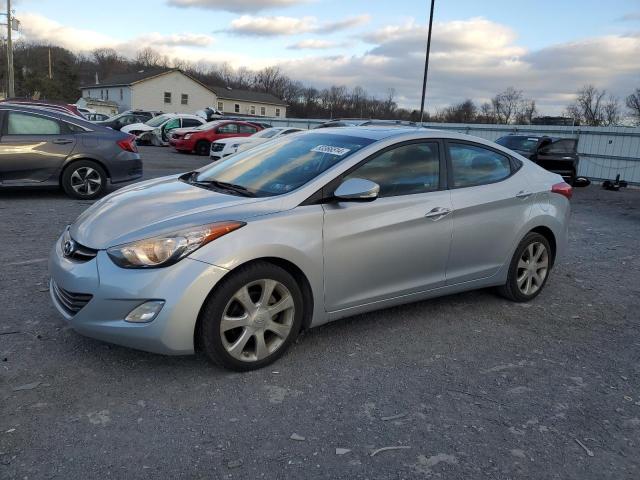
[48,233,229,355]
[173,139,194,151]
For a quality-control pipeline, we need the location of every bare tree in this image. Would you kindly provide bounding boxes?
[515,100,537,125]
[492,87,523,124]
[566,85,607,126]
[603,95,621,126]
[626,88,640,125]
[135,47,163,69]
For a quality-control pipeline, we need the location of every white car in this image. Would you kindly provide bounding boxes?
[122,113,206,146]
[209,127,303,160]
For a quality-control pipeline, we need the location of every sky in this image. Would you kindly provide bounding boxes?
[12,0,640,115]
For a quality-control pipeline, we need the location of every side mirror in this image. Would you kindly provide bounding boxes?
[334,178,379,202]
[573,177,590,188]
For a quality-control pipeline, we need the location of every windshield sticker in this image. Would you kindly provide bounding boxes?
[311,145,351,156]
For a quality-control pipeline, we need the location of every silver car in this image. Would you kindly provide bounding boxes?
[49,127,572,370]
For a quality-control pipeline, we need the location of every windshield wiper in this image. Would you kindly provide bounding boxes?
[193,178,256,197]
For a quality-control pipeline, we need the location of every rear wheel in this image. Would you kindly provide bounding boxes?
[199,262,303,371]
[61,160,107,199]
[195,140,210,156]
[497,232,552,302]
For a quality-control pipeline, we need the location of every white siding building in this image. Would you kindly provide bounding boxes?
[79,69,287,117]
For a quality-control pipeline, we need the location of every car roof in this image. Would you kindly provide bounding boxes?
[0,103,94,125]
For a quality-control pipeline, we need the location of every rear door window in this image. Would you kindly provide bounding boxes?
[238,124,257,134]
[448,142,512,188]
[545,139,577,154]
[6,112,61,135]
[182,118,202,128]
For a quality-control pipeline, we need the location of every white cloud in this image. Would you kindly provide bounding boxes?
[17,12,640,114]
[167,0,308,13]
[287,39,342,50]
[228,14,370,36]
[229,15,316,36]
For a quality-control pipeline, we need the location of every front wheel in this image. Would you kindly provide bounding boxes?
[199,262,303,371]
[497,232,552,302]
[61,160,107,199]
[195,141,211,156]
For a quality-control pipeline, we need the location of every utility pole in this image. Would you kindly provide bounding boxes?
[48,48,52,79]
[6,0,14,98]
[419,0,435,124]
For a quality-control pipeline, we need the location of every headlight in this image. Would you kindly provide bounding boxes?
[107,221,245,268]
[184,134,192,140]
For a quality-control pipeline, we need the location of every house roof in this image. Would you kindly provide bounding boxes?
[80,69,174,89]
[210,86,287,106]
[79,69,287,107]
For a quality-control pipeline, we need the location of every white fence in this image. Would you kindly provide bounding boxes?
[266,118,640,184]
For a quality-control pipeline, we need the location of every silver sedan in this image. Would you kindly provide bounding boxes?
[49,127,571,370]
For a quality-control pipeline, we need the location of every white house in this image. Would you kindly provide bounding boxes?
[79,69,287,118]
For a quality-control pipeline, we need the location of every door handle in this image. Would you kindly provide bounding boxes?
[52,139,73,145]
[425,207,452,221]
[515,190,533,199]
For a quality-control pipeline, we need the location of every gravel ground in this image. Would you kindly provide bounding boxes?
[1,146,639,479]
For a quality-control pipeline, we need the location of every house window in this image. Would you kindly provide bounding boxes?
[260,106,266,116]
[100,89,104,100]
[217,101,224,111]
[181,94,189,105]
[250,105,256,115]
[105,89,109,100]
[164,92,172,104]
[234,104,240,113]
[275,108,281,117]
[120,88,123,101]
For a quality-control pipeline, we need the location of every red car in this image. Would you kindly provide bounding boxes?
[171,120,262,156]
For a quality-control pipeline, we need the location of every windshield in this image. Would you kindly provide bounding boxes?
[146,114,173,127]
[194,132,374,197]
[496,136,539,152]
[255,128,281,139]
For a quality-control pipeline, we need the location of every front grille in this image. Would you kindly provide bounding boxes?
[211,143,224,152]
[51,281,93,315]
[61,233,98,262]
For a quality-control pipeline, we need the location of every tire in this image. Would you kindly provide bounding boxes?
[199,261,303,371]
[497,232,552,302]
[61,160,107,200]
[195,140,210,156]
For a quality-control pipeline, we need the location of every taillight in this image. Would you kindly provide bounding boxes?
[117,135,138,153]
[551,182,572,200]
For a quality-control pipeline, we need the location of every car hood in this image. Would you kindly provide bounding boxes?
[123,123,154,133]
[170,127,193,136]
[70,175,284,249]
[217,137,256,146]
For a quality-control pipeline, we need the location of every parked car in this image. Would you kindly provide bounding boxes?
[315,119,417,128]
[495,135,579,185]
[221,117,273,129]
[170,120,261,155]
[0,104,141,199]
[209,127,303,160]
[0,98,83,117]
[122,114,206,146]
[196,107,224,122]
[49,127,571,370]
[94,112,150,131]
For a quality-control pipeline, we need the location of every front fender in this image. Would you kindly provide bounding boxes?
[189,205,327,326]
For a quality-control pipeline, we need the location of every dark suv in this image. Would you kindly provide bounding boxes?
[0,104,142,199]
[495,135,579,184]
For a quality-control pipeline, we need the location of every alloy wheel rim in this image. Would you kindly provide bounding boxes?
[516,242,549,295]
[70,167,102,195]
[220,279,295,362]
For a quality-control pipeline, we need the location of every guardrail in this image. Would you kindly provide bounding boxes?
[264,117,640,184]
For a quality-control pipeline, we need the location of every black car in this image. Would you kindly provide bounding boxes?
[495,135,579,184]
[93,111,151,131]
[0,104,142,199]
